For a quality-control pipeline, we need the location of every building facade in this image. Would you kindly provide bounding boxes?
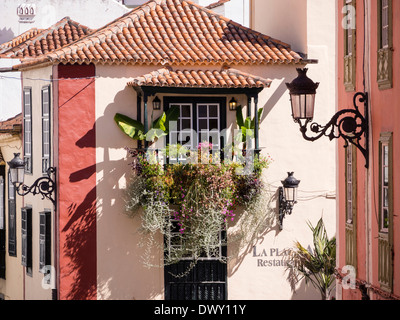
[336,0,400,300]
[1,0,337,300]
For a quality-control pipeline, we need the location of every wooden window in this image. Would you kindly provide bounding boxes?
[42,86,51,173]
[165,97,227,163]
[0,174,5,279]
[377,0,393,89]
[8,171,16,257]
[343,0,356,91]
[345,145,357,270]
[21,207,32,276]
[39,211,51,272]
[378,132,393,291]
[0,176,4,231]
[23,87,33,173]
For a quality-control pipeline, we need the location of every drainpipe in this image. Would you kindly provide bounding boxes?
[364,0,372,298]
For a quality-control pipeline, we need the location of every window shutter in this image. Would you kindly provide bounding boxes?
[21,208,27,266]
[23,88,33,173]
[39,211,51,272]
[21,207,32,273]
[8,171,16,256]
[42,86,51,173]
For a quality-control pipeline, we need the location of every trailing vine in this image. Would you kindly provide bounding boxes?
[124,143,273,275]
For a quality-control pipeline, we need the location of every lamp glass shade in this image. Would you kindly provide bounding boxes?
[281,172,300,203]
[152,96,161,110]
[286,68,319,121]
[284,186,298,204]
[8,153,25,184]
[229,98,238,111]
[290,93,316,121]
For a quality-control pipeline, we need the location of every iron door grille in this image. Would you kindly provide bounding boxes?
[165,259,227,300]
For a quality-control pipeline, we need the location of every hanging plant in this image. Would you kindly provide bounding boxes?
[124,144,273,272]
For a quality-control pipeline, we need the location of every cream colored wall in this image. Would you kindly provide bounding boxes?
[230,0,337,300]
[251,0,308,54]
[0,135,24,300]
[95,65,165,300]
[21,66,55,300]
[226,65,336,300]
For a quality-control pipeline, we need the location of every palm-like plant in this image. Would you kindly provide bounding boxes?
[286,218,336,300]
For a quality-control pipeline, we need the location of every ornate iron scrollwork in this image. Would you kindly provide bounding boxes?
[16,167,56,206]
[295,92,369,168]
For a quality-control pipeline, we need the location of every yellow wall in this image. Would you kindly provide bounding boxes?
[0,134,24,300]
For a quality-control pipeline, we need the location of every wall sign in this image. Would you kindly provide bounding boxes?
[252,246,291,267]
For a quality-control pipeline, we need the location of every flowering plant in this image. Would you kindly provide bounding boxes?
[125,143,272,268]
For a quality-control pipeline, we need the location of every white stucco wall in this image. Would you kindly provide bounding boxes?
[0,59,21,121]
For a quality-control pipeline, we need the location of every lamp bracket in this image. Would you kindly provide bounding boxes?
[16,167,56,207]
[295,92,369,168]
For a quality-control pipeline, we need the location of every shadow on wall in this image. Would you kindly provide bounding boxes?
[291,278,323,300]
[65,86,163,300]
[0,28,15,47]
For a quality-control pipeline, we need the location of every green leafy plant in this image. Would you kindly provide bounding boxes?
[285,218,336,300]
[114,105,180,143]
[235,105,263,145]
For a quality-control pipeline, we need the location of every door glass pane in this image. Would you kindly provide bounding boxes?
[198,105,207,118]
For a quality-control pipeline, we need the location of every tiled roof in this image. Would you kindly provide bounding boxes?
[0,28,43,54]
[127,67,272,88]
[0,113,22,133]
[0,17,93,59]
[206,0,231,10]
[14,0,304,70]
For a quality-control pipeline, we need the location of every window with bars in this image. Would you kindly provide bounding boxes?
[380,0,389,49]
[380,141,390,233]
[8,171,16,257]
[378,132,393,291]
[42,86,51,173]
[343,0,356,91]
[23,87,33,173]
[21,207,32,276]
[345,145,357,270]
[377,0,392,89]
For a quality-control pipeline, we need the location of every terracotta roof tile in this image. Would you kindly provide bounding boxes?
[127,67,272,88]
[0,28,43,53]
[0,113,22,133]
[14,0,304,70]
[0,17,93,59]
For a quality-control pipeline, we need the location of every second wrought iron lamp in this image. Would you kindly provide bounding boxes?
[286,68,369,168]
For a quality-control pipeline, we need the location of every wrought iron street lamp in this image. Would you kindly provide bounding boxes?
[279,172,300,230]
[8,153,56,207]
[286,68,369,168]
